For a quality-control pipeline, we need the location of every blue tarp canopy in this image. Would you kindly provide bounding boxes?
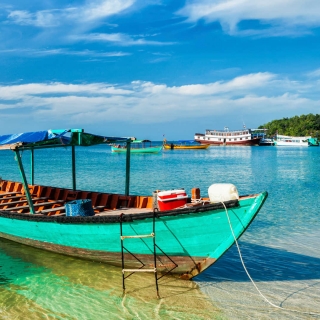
[0,131,49,145]
[0,129,129,150]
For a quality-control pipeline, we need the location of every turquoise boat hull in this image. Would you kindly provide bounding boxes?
[111,146,162,153]
[0,192,267,279]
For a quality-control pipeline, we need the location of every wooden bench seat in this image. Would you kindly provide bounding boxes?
[0,197,47,208]
[2,200,64,212]
[0,195,27,202]
[36,206,65,215]
[0,192,22,198]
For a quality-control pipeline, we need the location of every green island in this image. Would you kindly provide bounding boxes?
[259,113,320,137]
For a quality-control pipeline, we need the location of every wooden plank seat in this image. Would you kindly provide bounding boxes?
[0,195,27,202]
[2,200,65,212]
[0,189,52,203]
[0,194,48,204]
[37,206,65,215]
[0,197,47,208]
[0,191,23,198]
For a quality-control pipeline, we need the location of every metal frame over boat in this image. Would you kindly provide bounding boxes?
[0,129,268,279]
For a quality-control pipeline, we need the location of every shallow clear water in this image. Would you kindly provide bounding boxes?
[0,145,320,319]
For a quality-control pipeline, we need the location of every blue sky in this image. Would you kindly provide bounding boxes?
[1,0,320,139]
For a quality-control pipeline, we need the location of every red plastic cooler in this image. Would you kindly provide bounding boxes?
[157,189,188,211]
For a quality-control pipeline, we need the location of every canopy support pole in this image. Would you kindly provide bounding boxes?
[72,145,76,191]
[14,149,35,214]
[125,139,131,196]
[30,148,34,185]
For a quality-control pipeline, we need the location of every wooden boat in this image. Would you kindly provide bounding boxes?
[163,140,210,150]
[111,139,162,153]
[194,128,262,146]
[0,129,268,280]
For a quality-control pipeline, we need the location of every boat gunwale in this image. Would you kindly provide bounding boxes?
[0,198,242,223]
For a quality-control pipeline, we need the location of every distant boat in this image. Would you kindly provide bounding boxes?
[274,135,317,147]
[111,139,162,153]
[259,138,275,146]
[194,128,262,146]
[308,137,319,146]
[163,140,210,150]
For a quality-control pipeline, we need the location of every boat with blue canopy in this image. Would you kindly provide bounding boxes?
[0,128,267,280]
[111,139,162,153]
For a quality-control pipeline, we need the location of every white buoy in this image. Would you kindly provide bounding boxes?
[208,183,239,203]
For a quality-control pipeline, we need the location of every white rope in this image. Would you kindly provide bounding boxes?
[221,201,320,317]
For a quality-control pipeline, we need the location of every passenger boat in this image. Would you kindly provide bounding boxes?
[163,140,210,150]
[274,135,318,147]
[111,139,162,153]
[194,128,262,146]
[0,129,268,279]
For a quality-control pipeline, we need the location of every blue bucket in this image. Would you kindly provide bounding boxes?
[65,199,95,217]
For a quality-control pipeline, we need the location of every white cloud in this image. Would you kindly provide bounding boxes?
[8,9,71,28]
[81,0,135,22]
[0,48,130,57]
[7,1,135,27]
[306,68,320,78]
[1,73,320,129]
[4,1,168,49]
[0,82,132,100]
[136,73,275,95]
[178,0,320,36]
[75,33,174,46]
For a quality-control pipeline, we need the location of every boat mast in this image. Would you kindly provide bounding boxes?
[14,148,36,214]
[125,139,131,196]
[30,147,34,185]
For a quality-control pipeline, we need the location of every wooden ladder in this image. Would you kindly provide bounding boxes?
[119,210,177,299]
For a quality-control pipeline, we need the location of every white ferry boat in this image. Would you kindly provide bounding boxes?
[274,135,310,147]
[194,128,262,146]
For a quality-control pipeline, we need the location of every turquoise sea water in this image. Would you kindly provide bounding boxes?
[0,145,320,319]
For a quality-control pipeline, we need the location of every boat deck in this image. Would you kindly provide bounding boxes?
[0,180,154,216]
[0,179,256,217]
[96,207,152,215]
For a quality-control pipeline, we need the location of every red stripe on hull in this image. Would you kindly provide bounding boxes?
[195,138,260,146]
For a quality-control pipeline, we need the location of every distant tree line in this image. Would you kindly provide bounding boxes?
[258,114,320,137]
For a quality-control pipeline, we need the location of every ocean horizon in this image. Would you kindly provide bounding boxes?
[0,145,319,319]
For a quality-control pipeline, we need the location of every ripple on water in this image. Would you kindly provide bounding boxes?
[0,239,221,319]
[1,145,320,319]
